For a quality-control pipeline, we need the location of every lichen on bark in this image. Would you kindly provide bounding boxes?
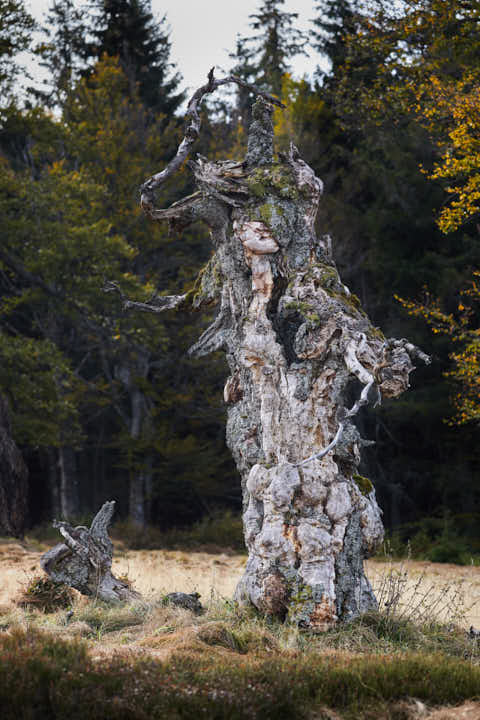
[132,74,429,630]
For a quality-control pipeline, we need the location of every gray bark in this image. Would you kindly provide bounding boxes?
[41,500,140,603]
[0,395,28,538]
[132,74,429,629]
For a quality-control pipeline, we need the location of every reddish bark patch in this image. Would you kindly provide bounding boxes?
[283,524,301,555]
[309,595,337,632]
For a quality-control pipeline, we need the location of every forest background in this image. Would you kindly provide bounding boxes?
[1,0,479,563]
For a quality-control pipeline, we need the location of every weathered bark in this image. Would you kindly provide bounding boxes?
[0,395,28,538]
[41,500,140,603]
[132,74,429,629]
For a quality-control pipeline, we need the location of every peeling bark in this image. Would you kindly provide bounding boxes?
[41,501,140,603]
[133,73,430,629]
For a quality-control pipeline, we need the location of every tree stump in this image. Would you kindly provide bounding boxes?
[41,500,140,603]
[129,73,429,629]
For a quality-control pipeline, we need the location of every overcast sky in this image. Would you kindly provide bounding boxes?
[24,0,321,98]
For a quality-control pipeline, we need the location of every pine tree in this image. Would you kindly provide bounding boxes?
[89,0,184,115]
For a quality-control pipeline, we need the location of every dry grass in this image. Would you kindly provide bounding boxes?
[1,535,480,718]
[1,537,479,629]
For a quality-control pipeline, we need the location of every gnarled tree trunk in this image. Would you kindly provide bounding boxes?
[119,72,429,629]
[41,500,140,602]
[0,395,28,538]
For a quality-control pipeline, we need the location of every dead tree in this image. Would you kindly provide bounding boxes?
[122,71,429,629]
[41,500,140,603]
[0,395,28,539]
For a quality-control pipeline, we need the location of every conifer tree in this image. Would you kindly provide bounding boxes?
[36,0,91,107]
[0,0,35,98]
[228,35,258,130]
[89,0,184,115]
[238,0,308,99]
[312,0,359,76]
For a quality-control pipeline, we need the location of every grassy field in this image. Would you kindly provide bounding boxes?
[1,534,480,719]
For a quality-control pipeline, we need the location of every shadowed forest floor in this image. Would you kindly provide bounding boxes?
[1,535,480,719]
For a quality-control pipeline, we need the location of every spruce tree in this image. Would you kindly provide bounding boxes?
[312,0,359,75]
[228,35,258,129]
[89,0,184,115]
[242,0,308,99]
[0,0,35,97]
[37,0,91,107]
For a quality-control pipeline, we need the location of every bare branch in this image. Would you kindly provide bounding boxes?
[140,68,285,216]
[125,294,187,314]
[104,279,186,315]
[296,341,376,467]
[296,422,345,467]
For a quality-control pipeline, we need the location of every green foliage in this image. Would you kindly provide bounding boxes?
[89,0,184,115]
[229,0,307,114]
[0,333,82,447]
[35,0,90,107]
[382,513,480,565]
[352,474,373,496]
[112,510,245,552]
[0,0,35,95]
[312,0,358,75]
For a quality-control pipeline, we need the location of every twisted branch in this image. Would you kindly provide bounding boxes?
[296,336,430,468]
[140,68,285,216]
[104,280,186,314]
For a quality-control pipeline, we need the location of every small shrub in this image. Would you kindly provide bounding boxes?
[75,601,148,635]
[372,556,472,628]
[356,611,422,645]
[17,575,74,613]
[427,536,469,564]
[379,514,480,565]
[113,510,245,552]
[197,621,248,653]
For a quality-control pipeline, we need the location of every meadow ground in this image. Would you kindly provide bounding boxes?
[1,534,480,719]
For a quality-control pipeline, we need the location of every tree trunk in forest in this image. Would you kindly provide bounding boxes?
[115,353,153,528]
[41,500,140,602]
[45,447,61,519]
[58,445,79,520]
[0,395,28,538]
[126,73,429,629]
